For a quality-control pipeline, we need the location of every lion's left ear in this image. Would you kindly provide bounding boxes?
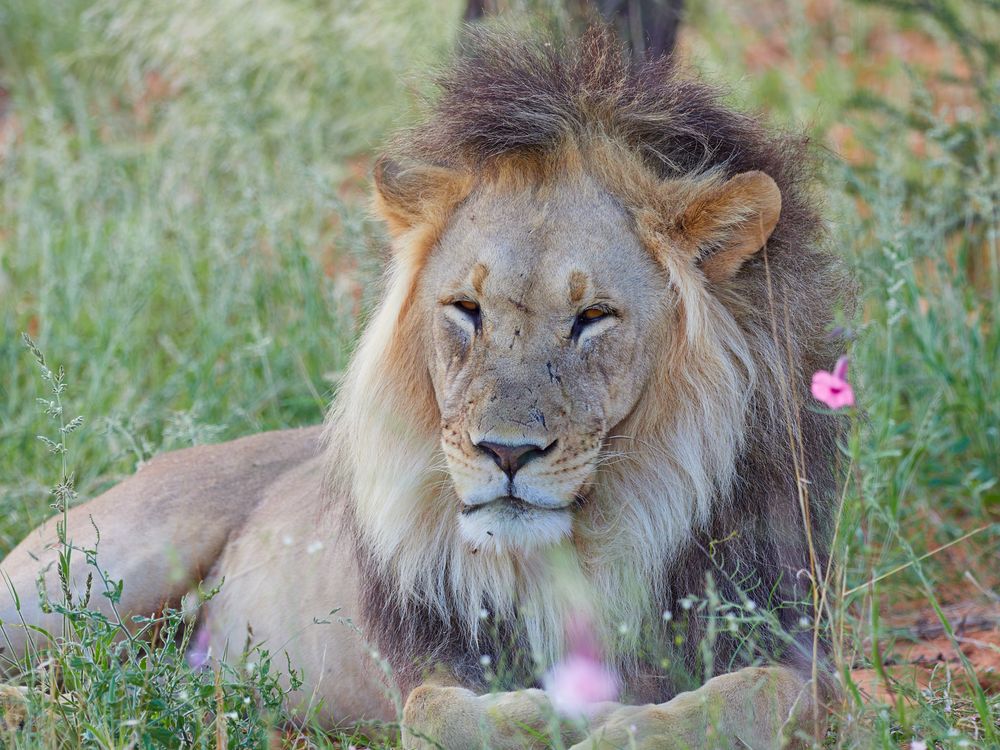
[372,156,470,240]
[676,171,782,283]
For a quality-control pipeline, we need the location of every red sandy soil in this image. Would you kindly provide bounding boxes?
[851,598,1000,704]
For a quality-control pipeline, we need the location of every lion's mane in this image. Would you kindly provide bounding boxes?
[323,25,853,699]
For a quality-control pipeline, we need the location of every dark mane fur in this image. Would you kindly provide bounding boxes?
[356,23,854,701]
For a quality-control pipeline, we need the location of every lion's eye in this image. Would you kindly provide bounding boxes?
[571,305,613,340]
[580,307,608,322]
[452,299,482,329]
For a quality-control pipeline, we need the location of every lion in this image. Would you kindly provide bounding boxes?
[1,26,852,749]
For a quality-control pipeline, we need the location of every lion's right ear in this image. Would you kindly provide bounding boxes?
[372,156,470,239]
[675,170,782,283]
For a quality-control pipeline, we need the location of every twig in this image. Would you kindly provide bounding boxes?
[844,526,989,597]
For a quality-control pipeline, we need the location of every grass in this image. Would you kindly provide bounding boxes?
[0,0,997,746]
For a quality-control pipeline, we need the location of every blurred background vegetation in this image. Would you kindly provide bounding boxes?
[0,0,997,746]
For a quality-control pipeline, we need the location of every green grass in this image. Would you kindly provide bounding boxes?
[0,0,997,747]
[0,0,460,536]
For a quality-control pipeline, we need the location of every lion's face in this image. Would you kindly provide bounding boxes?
[360,147,781,564]
[419,177,670,552]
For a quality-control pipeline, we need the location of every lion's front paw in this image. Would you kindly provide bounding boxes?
[401,684,564,750]
[567,704,692,750]
[402,684,482,750]
[570,668,807,750]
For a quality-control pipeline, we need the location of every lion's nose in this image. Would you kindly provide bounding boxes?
[475,440,555,480]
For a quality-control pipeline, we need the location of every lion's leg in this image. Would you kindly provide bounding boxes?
[570,666,820,750]
[0,428,320,669]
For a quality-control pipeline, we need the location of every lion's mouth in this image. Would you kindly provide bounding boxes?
[460,494,566,516]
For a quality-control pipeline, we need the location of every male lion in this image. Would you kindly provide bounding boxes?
[1,27,852,749]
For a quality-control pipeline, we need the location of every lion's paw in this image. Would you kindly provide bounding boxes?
[568,700,728,750]
[401,684,562,750]
[402,684,482,750]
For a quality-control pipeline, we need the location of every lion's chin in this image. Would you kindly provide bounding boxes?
[458,498,572,554]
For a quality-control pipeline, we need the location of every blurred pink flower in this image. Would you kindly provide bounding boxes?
[544,614,619,717]
[186,623,212,670]
[811,356,854,410]
[544,654,619,717]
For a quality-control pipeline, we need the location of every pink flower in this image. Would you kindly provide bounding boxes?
[186,623,212,670]
[544,654,619,717]
[543,614,619,717]
[811,356,854,410]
